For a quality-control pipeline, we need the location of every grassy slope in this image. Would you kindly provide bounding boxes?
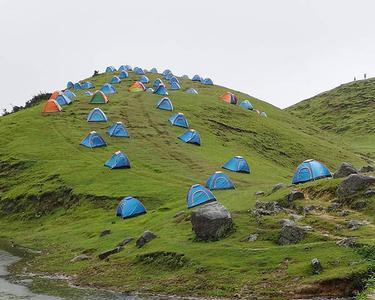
[286,78,375,157]
[0,71,373,298]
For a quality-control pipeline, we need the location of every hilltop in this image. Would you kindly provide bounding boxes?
[0,68,373,299]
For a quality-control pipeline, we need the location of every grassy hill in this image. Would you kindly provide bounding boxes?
[286,78,375,157]
[0,69,373,299]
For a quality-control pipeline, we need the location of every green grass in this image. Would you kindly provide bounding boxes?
[0,70,373,298]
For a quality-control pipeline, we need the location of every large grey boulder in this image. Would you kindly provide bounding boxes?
[279,222,305,245]
[333,162,358,179]
[337,174,375,198]
[191,202,233,241]
[136,231,156,248]
[347,220,362,230]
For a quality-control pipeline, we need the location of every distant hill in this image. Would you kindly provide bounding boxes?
[287,79,375,136]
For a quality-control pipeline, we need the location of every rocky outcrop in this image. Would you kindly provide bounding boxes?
[136,231,157,248]
[336,237,357,247]
[333,163,358,179]
[337,174,375,198]
[286,190,305,202]
[347,220,362,230]
[98,246,123,260]
[359,165,375,173]
[191,202,233,241]
[279,221,306,245]
[252,201,282,216]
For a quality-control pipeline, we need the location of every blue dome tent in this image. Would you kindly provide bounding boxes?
[192,74,202,82]
[116,197,147,219]
[170,81,181,90]
[87,107,108,122]
[119,65,132,72]
[292,159,331,184]
[107,122,129,137]
[110,76,121,84]
[169,76,179,84]
[82,82,94,89]
[101,83,116,95]
[63,90,76,100]
[186,88,198,94]
[154,84,168,96]
[153,78,163,89]
[139,75,149,84]
[239,100,253,110]
[105,151,131,169]
[150,67,158,74]
[186,184,216,209]
[162,69,171,76]
[74,83,82,90]
[178,129,201,145]
[222,156,250,173]
[55,94,72,106]
[119,71,129,79]
[165,72,174,80]
[106,66,116,73]
[134,67,145,75]
[205,172,235,190]
[169,112,189,128]
[67,81,74,89]
[203,78,213,85]
[156,97,173,111]
[80,131,107,148]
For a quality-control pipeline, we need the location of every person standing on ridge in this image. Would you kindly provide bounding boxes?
[364,73,367,79]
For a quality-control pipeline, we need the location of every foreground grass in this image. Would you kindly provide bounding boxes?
[0,69,373,298]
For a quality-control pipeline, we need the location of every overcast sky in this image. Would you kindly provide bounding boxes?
[1,0,375,112]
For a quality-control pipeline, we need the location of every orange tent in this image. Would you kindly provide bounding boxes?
[49,91,62,100]
[220,92,238,105]
[129,81,145,92]
[43,100,62,113]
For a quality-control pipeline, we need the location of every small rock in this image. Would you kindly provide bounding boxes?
[241,233,258,242]
[363,189,375,197]
[303,205,316,215]
[252,201,282,216]
[337,174,375,198]
[347,220,362,230]
[278,219,295,227]
[336,237,357,247]
[98,246,123,260]
[100,229,111,237]
[191,202,233,241]
[333,162,358,179]
[327,202,342,212]
[70,254,90,263]
[286,190,305,202]
[290,213,304,221]
[271,183,287,193]
[136,231,157,248]
[359,165,375,173]
[336,210,350,217]
[279,223,305,245]
[311,258,323,275]
[351,200,367,210]
[117,237,133,247]
[173,211,190,223]
[303,225,313,232]
[255,191,265,197]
